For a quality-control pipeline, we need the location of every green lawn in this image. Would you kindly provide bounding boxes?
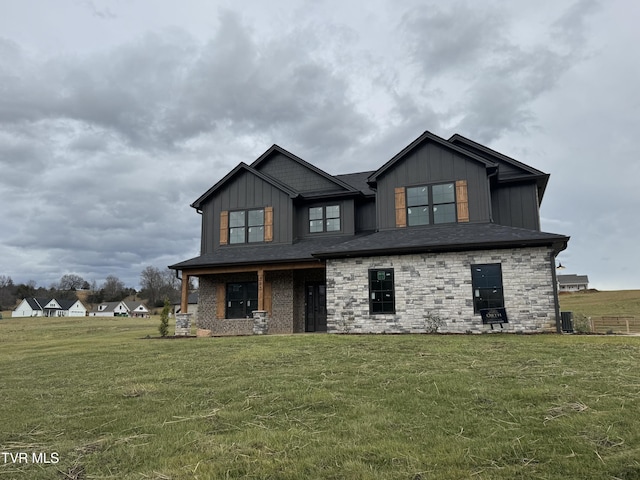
[1,315,640,479]
[559,290,640,318]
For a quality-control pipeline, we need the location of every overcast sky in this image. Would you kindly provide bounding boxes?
[1,0,638,291]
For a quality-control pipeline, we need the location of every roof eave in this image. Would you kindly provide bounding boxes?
[313,236,570,260]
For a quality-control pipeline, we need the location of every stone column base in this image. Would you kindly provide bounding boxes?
[252,310,269,335]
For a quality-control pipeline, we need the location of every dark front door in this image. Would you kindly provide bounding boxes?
[305,283,327,332]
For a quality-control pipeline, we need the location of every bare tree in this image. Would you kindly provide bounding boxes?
[58,274,87,291]
[140,266,181,307]
[102,275,126,302]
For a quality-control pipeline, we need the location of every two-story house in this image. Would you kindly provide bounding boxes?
[170,130,569,335]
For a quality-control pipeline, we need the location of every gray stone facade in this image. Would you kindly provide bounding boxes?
[325,246,558,334]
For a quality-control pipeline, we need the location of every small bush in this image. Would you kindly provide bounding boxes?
[158,298,170,337]
[424,313,446,333]
[573,313,592,334]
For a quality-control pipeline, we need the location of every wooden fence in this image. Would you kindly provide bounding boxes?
[590,316,640,334]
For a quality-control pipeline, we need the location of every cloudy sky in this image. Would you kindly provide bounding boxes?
[1,0,638,291]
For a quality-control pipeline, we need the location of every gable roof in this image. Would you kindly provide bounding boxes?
[448,133,550,198]
[91,301,127,312]
[124,301,148,312]
[367,130,498,185]
[250,144,358,194]
[191,162,299,210]
[28,298,48,310]
[57,299,85,310]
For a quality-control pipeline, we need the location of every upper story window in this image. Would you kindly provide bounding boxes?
[309,205,341,233]
[229,209,264,244]
[406,182,456,226]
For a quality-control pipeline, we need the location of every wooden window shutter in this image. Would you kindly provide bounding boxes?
[216,283,225,319]
[395,187,407,228]
[219,211,229,245]
[264,206,273,242]
[456,180,470,222]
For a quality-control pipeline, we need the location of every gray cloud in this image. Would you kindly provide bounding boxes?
[0,0,637,291]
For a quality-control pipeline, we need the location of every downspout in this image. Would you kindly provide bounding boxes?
[550,249,562,333]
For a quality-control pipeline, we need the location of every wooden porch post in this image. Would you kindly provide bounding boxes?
[180,272,190,314]
[257,268,265,311]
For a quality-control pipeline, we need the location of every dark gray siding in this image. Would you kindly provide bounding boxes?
[491,182,541,231]
[450,140,527,180]
[355,198,376,233]
[200,170,293,254]
[296,199,355,239]
[256,153,342,193]
[376,141,491,230]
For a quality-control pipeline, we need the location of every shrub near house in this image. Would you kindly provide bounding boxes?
[170,130,569,335]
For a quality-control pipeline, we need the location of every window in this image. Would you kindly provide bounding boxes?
[229,209,264,244]
[471,264,504,313]
[406,183,456,225]
[226,282,258,318]
[369,269,395,314]
[309,205,341,233]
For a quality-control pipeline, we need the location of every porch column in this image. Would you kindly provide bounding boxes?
[257,268,265,311]
[180,272,190,314]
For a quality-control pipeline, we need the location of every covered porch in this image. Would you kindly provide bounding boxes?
[178,261,326,335]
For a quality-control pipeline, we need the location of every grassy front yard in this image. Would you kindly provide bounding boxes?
[1,315,640,479]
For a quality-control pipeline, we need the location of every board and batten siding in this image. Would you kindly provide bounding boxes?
[200,170,294,254]
[255,153,340,193]
[295,199,356,238]
[491,183,541,231]
[377,141,491,230]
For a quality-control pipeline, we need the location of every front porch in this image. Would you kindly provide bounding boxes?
[179,262,326,336]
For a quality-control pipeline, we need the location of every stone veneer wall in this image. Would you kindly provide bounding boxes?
[325,246,558,334]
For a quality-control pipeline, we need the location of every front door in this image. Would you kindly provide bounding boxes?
[305,282,327,332]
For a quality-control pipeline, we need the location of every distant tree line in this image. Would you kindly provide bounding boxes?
[0,267,189,311]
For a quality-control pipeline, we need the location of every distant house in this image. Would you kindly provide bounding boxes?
[124,301,150,317]
[12,298,47,317]
[90,301,129,317]
[173,292,199,317]
[558,275,589,292]
[12,298,87,317]
[89,300,149,317]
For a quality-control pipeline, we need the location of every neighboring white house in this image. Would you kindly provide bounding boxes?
[60,299,88,317]
[12,298,47,317]
[124,301,150,317]
[557,274,590,292]
[89,301,149,317]
[12,298,88,317]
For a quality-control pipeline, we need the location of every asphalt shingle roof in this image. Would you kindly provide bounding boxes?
[312,223,569,258]
[171,223,569,270]
[169,235,355,270]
